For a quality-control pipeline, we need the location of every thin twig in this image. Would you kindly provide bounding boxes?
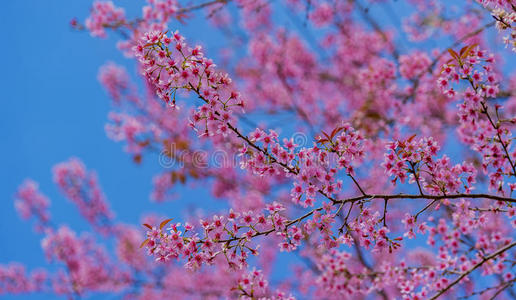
[429,242,516,300]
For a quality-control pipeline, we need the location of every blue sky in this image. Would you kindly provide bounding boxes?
[0,2,275,299]
[0,2,186,299]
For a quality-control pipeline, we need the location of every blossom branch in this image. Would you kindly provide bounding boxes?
[429,241,516,300]
[336,193,516,204]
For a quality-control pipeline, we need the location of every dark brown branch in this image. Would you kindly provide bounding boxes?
[177,0,229,14]
[348,173,367,196]
[429,242,516,300]
[351,234,389,300]
[336,193,516,204]
[219,192,515,244]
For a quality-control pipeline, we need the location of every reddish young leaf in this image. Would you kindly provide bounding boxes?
[330,126,343,139]
[447,48,459,59]
[139,239,150,249]
[406,134,417,143]
[159,218,173,230]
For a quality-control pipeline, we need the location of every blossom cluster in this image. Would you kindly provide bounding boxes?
[6,159,265,299]
[14,180,51,231]
[0,264,46,295]
[437,46,515,193]
[492,7,516,52]
[383,136,476,195]
[97,62,130,103]
[53,158,114,233]
[4,0,516,299]
[239,123,365,208]
[143,202,289,268]
[85,1,126,38]
[134,30,244,139]
[41,226,126,296]
[131,28,516,298]
[236,269,295,300]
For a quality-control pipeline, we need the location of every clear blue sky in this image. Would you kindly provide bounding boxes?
[0,2,222,299]
[0,2,288,299]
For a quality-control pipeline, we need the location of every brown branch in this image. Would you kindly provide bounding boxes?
[409,161,425,196]
[336,193,516,204]
[480,101,516,177]
[489,279,516,299]
[177,0,229,14]
[219,192,514,245]
[351,234,389,300]
[429,242,516,300]
[348,173,367,196]
[218,205,324,243]
[187,84,339,204]
[462,73,516,177]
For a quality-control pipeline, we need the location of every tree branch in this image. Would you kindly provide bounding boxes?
[429,242,516,300]
[336,193,516,204]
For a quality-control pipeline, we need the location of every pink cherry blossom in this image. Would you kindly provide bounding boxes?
[4,1,516,299]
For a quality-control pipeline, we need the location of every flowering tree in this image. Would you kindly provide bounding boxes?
[3,0,516,299]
